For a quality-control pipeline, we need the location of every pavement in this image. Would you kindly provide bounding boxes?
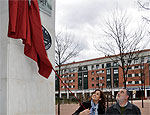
[55,100,150,115]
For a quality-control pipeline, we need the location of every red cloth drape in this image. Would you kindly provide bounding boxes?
[8,0,52,78]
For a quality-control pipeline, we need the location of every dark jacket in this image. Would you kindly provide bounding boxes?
[72,100,105,115]
[105,102,141,115]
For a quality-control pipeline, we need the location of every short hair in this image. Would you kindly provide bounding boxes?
[123,88,130,98]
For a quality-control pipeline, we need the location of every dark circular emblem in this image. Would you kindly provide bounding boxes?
[42,26,52,50]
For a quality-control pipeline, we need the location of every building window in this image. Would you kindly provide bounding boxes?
[96,77,99,80]
[78,67,82,71]
[102,64,104,68]
[106,63,111,68]
[92,65,94,70]
[113,62,118,67]
[83,66,88,70]
[106,69,110,74]
[135,73,139,77]
[134,59,139,64]
[128,81,132,84]
[96,71,100,74]
[91,71,94,75]
[100,70,104,73]
[147,56,150,63]
[92,84,94,87]
[128,74,132,77]
[71,74,75,77]
[128,67,132,70]
[96,83,99,86]
[141,57,144,63]
[135,66,139,69]
[141,73,144,77]
[92,78,94,81]
[84,74,88,77]
[114,69,118,74]
[96,64,99,69]
[135,81,139,84]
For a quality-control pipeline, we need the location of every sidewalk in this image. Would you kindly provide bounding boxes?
[55,100,150,115]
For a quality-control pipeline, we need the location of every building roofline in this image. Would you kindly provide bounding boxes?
[56,49,150,67]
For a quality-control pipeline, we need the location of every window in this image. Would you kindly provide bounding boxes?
[92,84,94,87]
[141,73,144,76]
[141,57,144,63]
[102,70,104,73]
[92,65,94,70]
[84,74,88,77]
[135,66,139,69]
[92,78,94,81]
[96,71,100,74]
[78,67,82,71]
[96,64,99,69]
[102,64,104,68]
[71,74,75,77]
[96,83,99,86]
[91,72,94,75]
[135,73,139,77]
[96,77,99,80]
[113,62,118,67]
[128,67,132,70]
[135,81,139,84]
[107,79,110,81]
[106,63,111,68]
[114,69,118,74]
[128,74,132,77]
[128,81,132,84]
[106,69,110,74]
[147,56,150,63]
[134,59,139,64]
[83,66,87,70]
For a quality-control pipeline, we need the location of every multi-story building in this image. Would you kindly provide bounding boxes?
[55,49,150,100]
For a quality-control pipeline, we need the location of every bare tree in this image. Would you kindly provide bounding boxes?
[55,30,82,115]
[95,10,147,88]
[138,0,150,23]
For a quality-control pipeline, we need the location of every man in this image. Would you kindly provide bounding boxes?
[105,88,141,115]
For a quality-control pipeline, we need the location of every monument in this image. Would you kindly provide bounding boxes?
[0,0,55,114]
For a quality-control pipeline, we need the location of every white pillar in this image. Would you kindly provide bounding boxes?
[82,91,85,98]
[67,92,69,99]
[0,0,55,114]
[145,90,147,98]
[112,90,114,96]
[74,92,77,97]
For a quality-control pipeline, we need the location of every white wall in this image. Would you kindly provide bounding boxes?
[0,0,55,114]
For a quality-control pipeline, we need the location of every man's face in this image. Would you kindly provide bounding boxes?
[116,89,128,103]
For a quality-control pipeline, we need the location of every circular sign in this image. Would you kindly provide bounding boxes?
[42,26,52,50]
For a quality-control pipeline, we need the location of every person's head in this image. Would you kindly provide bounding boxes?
[90,89,106,107]
[116,88,130,104]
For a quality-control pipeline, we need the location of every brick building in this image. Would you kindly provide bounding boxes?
[55,49,150,100]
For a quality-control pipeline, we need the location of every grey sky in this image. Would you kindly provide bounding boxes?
[55,0,149,62]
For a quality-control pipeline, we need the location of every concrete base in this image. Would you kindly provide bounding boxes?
[0,1,55,114]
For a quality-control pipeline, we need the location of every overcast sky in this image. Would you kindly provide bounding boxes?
[55,0,149,63]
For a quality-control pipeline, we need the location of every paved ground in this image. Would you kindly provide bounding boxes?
[55,100,150,115]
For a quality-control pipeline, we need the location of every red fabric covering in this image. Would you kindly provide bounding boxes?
[8,0,52,78]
